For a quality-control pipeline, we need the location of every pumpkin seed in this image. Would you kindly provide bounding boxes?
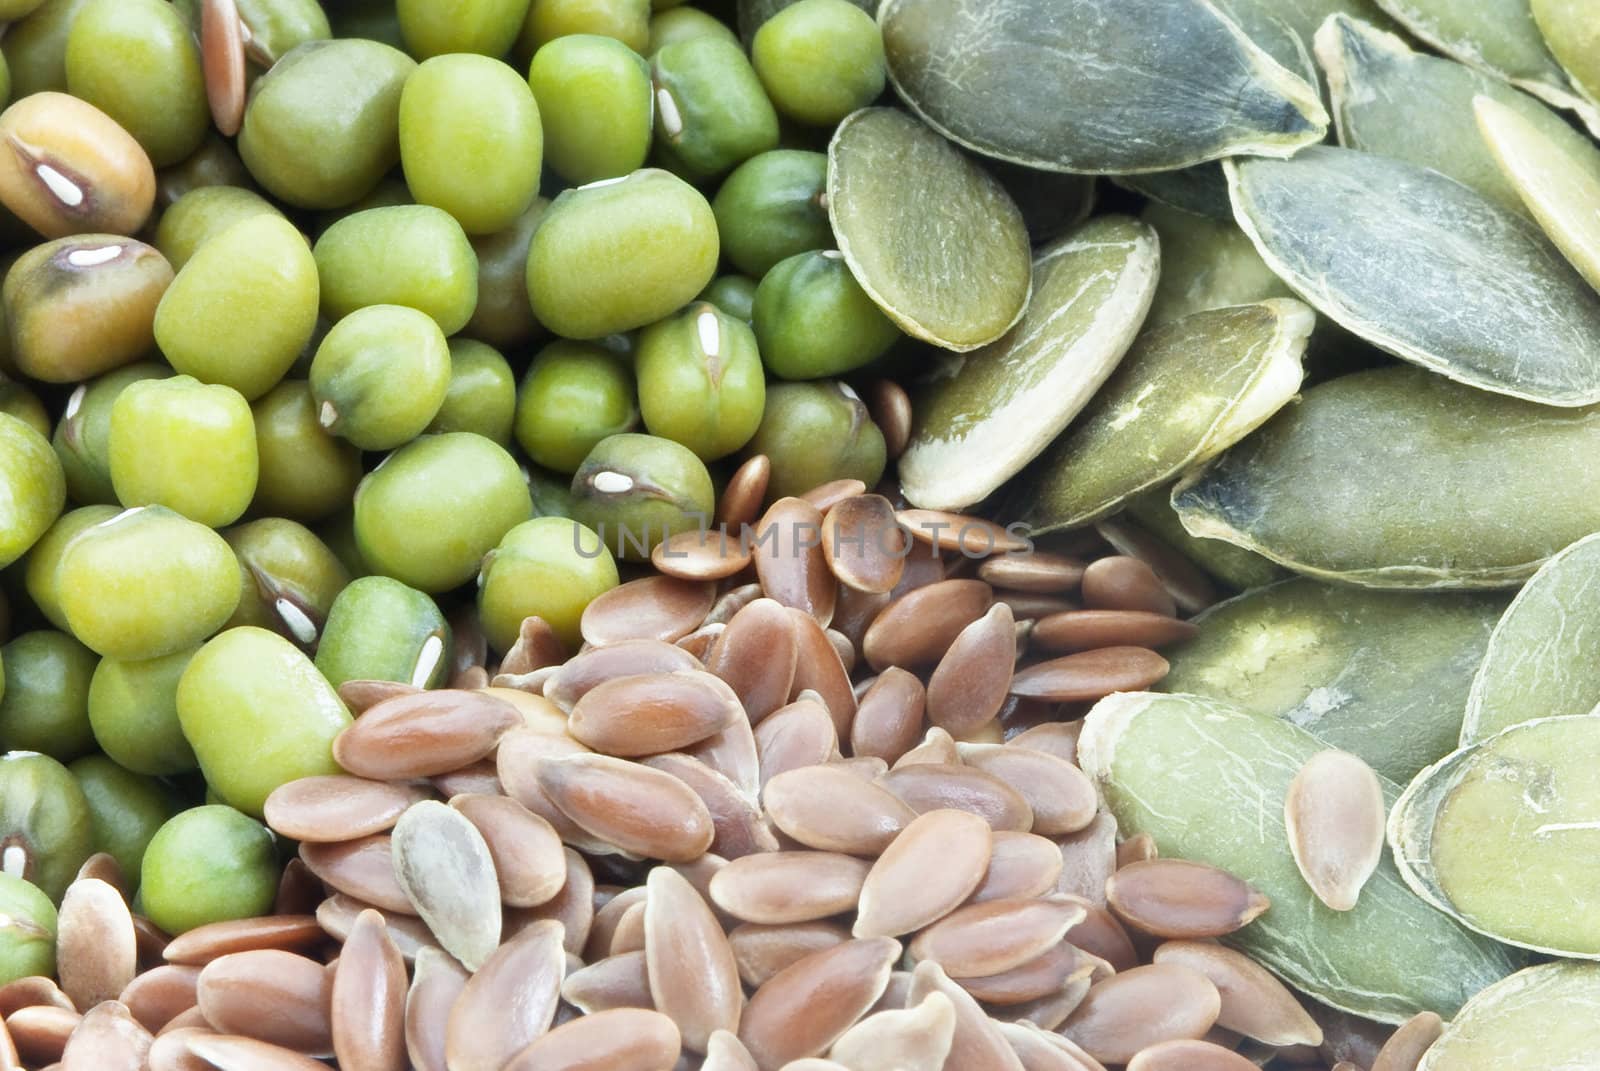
[1123,486,1287,593]
[1017,300,1310,533]
[1173,366,1600,588]
[1229,145,1600,405]
[1317,14,1595,216]
[826,108,1031,351]
[1371,0,1600,133]
[1220,0,1399,71]
[1391,715,1600,957]
[1476,93,1600,294]
[1530,0,1600,104]
[1210,0,1318,86]
[1461,532,1600,746]
[1114,165,1234,221]
[898,216,1156,510]
[1416,960,1600,1070]
[1078,691,1520,1022]
[877,0,1326,174]
[1161,577,1505,782]
[1141,202,1292,329]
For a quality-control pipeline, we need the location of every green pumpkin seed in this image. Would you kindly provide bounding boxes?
[1391,716,1600,957]
[897,216,1158,511]
[1123,485,1288,593]
[1140,202,1293,328]
[1113,164,1233,222]
[1372,0,1599,133]
[1225,0,1398,53]
[1417,961,1600,1071]
[1172,365,1600,588]
[1078,691,1520,1022]
[1017,299,1311,534]
[1211,0,1317,86]
[1530,0,1600,104]
[1161,578,1506,783]
[1317,14,1598,216]
[1461,533,1600,746]
[1228,145,1600,406]
[1475,93,1600,295]
[826,107,1031,351]
[989,160,1097,245]
[876,0,1327,174]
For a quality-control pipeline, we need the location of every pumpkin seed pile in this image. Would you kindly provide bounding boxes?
[3,0,1600,1067]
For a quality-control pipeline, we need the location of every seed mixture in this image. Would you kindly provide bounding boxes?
[1,0,1599,1068]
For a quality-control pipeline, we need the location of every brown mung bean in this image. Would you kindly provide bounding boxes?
[855,810,992,939]
[737,938,899,1071]
[708,598,800,725]
[862,580,993,670]
[907,897,1086,979]
[1105,860,1270,939]
[580,576,717,647]
[926,603,1016,737]
[1150,941,1322,1048]
[728,922,852,989]
[195,950,332,1055]
[644,867,743,1054]
[709,852,870,925]
[1058,964,1221,1065]
[445,920,565,1071]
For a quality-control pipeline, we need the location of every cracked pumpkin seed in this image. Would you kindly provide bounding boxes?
[1391,715,1600,957]
[1417,960,1600,1071]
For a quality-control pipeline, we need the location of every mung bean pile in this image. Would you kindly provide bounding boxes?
[0,0,1598,1067]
